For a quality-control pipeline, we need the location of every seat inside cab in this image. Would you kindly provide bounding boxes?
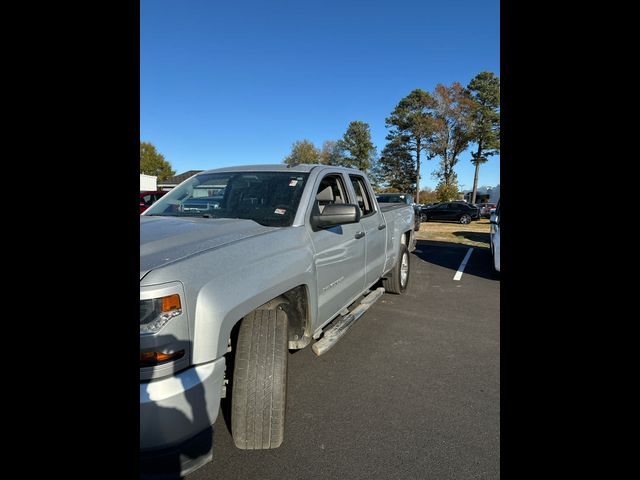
[315,176,347,213]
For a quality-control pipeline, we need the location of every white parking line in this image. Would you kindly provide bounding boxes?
[453,248,473,281]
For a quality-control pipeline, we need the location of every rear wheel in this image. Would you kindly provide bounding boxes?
[231,309,288,450]
[382,243,410,294]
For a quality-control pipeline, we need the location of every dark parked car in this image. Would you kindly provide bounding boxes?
[418,203,439,218]
[421,201,480,224]
[140,190,168,214]
[375,193,421,231]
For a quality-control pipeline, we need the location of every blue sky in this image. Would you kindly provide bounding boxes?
[141,0,500,191]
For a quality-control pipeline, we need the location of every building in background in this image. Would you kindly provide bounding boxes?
[140,174,157,191]
[157,170,204,191]
[488,185,500,204]
[463,185,500,204]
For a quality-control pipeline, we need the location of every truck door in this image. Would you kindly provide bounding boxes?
[307,173,367,324]
[349,174,386,288]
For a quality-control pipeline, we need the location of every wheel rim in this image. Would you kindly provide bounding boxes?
[461,215,470,224]
[400,252,409,287]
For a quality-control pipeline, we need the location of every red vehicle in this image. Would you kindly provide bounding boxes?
[140,190,168,214]
[478,203,496,218]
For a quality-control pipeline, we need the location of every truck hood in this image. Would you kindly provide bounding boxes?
[140,216,276,280]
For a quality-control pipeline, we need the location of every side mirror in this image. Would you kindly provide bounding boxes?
[311,204,361,229]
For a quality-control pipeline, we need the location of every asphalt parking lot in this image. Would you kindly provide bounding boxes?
[188,239,500,479]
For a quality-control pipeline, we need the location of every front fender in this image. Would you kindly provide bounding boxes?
[188,228,317,363]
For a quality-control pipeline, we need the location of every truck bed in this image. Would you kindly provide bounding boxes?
[378,203,408,213]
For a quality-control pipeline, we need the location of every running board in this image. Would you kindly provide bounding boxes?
[312,287,385,356]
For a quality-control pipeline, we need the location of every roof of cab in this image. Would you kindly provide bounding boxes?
[198,164,362,175]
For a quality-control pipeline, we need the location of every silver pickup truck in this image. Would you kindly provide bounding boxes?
[140,164,415,477]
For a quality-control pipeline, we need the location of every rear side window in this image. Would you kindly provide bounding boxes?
[349,175,374,216]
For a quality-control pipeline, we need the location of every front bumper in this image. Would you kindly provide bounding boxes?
[140,426,216,479]
[140,357,226,476]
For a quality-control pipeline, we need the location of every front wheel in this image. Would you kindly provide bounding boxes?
[231,308,288,450]
[382,243,410,294]
[459,214,471,224]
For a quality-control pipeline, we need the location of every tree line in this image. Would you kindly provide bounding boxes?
[141,71,499,203]
[140,141,175,181]
[283,71,500,203]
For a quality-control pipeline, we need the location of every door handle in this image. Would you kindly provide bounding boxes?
[378,223,386,230]
[355,231,365,239]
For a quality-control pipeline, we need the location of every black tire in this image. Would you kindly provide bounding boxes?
[231,309,288,450]
[459,214,471,224]
[382,243,410,294]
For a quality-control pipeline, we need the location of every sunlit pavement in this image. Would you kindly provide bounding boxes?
[188,240,500,479]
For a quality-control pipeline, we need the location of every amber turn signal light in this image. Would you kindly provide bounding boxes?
[140,350,185,367]
[161,294,181,312]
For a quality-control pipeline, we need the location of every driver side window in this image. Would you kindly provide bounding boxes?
[315,175,349,213]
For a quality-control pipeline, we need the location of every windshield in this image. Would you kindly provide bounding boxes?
[144,171,309,227]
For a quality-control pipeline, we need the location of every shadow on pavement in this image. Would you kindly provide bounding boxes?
[452,230,491,245]
[413,239,499,281]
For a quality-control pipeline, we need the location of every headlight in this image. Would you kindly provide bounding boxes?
[140,294,182,334]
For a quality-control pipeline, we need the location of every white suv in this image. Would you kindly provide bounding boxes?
[490,200,500,272]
